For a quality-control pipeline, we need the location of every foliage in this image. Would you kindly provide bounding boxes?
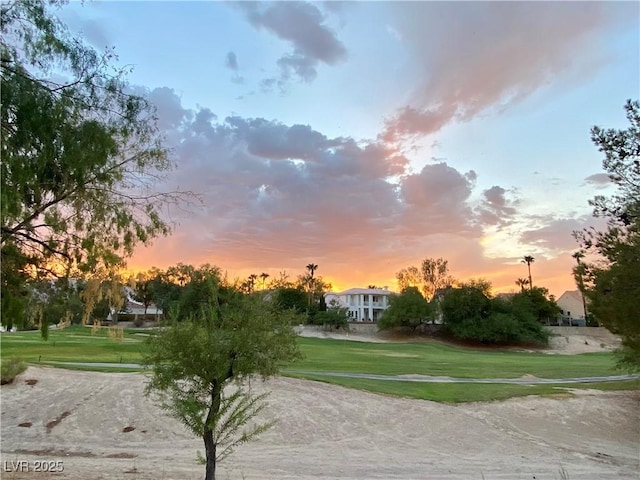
[0,357,27,385]
[510,287,561,324]
[1,0,184,333]
[378,287,432,331]
[144,272,301,480]
[396,257,455,300]
[272,287,308,315]
[440,283,548,345]
[575,99,640,371]
[24,278,85,337]
[314,300,349,330]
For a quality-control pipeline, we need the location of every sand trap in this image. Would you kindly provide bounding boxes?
[1,366,638,479]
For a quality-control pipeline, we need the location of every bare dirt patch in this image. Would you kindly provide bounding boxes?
[2,366,638,479]
[45,411,71,432]
[25,379,38,386]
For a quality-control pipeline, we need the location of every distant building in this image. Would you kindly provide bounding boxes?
[325,287,395,322]
[107,290,163,322]
[556,290,587,326]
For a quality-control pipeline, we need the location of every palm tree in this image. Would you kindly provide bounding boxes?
[306,263,318,278]
[515,278,529,293]
[247,274,258,293]
[259,272,270,290]
[521,255,535,290]
[572,251,590,323]
[305,264,318,308]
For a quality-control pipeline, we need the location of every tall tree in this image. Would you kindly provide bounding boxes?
[1,1,184,331]
[421,257,455,300]
[395,265,422,292]
[304,264,318,307]
[575,99,640,370]
[571,251,590,324]
[259,272,270,290]
[144,272,301,480]
[521,256,535,290]
[130,272,154,317]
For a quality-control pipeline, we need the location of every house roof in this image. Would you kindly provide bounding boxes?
[332,287,395,296]
[557,290,585,303]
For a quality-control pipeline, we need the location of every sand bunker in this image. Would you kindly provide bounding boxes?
[1,366,638,479]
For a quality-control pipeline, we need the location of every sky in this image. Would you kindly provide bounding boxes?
[61,1,639,296]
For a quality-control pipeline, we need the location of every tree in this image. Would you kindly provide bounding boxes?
[521,256,535,290]
[144,272,302,480]
[571,251,591,324]
[440,282,548,345]
[515,278,530,293]
[1,1,185,332]
[378,287,432,331]
[314,299,349,330]
[421,257,455,300]
[510,287,561,325]
[259,272,270,290]
[130,272,154,317]
[272,287,308,315]
[395,257,455,301]
[395,265,422,292]
[306,263,318,278]
[575,99,640,370]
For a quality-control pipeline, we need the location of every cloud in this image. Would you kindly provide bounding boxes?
[236,1,346,83]
[136,88,517,279]
[583,173,611,187]
[519,216,597,253]
[476,186,518,226]
[383,2,631,141]
[225,51,239,71]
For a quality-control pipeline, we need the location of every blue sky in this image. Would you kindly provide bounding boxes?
[61,1,639,295]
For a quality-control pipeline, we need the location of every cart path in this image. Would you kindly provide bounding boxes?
[285,370,640,384]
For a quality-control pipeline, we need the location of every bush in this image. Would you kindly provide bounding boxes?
[441,286,548,345]
[378,287,432,331]
[1,357,27,385]
[314,307,349,330]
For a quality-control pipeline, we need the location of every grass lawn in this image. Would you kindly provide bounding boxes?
[0,326,147,366]
[2,327,636,402]
[286,373,640,403]
[285,337,620,379]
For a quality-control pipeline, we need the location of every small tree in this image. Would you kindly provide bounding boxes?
[378,287,432,332]
[144,273,301,480]
[314,300,349,330]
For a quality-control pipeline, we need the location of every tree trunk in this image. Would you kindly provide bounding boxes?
[203,382,222,480]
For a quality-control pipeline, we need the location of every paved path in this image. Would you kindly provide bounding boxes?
[285,370,640,384]
[44,362,640,384]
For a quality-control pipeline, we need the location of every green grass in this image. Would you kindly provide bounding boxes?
[286,373,640,403]
[1,357,28,384]
[0,326,147,366]
[2,327,636,402]
[286,337,619,379]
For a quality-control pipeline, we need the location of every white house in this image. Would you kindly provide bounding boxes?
[325,287,395,323]
[556,290,587,325]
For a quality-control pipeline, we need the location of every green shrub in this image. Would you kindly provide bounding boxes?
[1,357,27,385]
[441,286,549,345]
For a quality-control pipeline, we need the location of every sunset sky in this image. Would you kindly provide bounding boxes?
[62,1,639,296]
